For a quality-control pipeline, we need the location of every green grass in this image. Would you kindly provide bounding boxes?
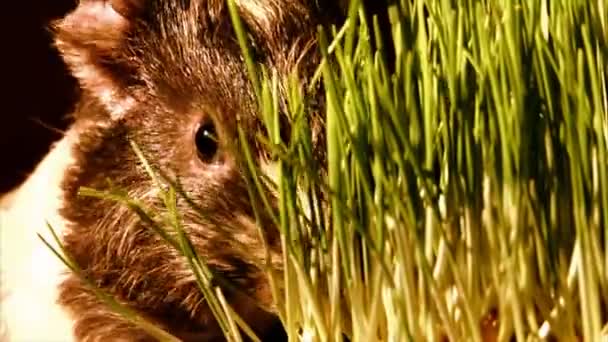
[244,0,608,340]
[43,0,607,340]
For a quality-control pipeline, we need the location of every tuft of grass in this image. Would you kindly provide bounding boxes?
[242,0,608,340]
[43,0,607,340]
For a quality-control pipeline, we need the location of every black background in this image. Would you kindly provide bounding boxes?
[0,1,77,193]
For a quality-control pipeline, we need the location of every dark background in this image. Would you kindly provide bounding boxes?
[0,1,77,193]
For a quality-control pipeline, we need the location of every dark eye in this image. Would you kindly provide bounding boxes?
[194,122,219,163]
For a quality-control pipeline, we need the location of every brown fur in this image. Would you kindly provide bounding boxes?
[53,0,342,340]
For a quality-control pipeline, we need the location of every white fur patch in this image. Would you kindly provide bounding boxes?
[69,63,135,121]
[97,85,136,121]
[74,1,125,28]
[1,131,78,341]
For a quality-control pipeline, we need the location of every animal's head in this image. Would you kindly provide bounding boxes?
[53,0,341,339]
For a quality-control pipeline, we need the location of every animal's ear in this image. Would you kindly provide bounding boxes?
[54,0,147,119]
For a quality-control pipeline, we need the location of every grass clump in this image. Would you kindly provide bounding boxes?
[248,0,608,340]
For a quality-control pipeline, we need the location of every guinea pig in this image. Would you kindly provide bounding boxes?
[0,0,344,340]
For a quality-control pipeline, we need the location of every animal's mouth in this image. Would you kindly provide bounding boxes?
[139,280,283,341]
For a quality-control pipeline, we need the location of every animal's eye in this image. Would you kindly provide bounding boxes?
[194,122,219,163]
